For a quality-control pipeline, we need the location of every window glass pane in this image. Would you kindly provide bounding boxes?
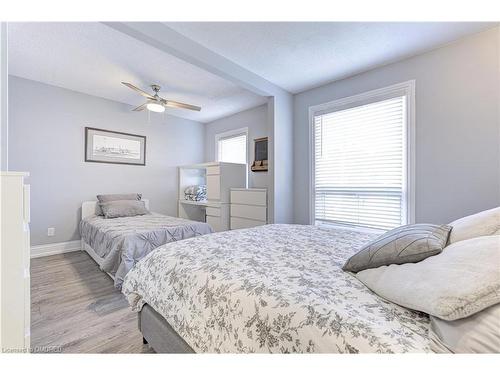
[217,134,247,164]
[314,96,406,230]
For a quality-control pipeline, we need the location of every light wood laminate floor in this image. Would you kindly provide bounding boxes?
[31,251,154,353]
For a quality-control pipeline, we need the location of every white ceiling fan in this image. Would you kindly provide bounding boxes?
[122,82,201,113]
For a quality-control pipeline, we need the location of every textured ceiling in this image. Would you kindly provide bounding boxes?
[166,22,498,93]
[8,22,497,122]
[7,22,267,123]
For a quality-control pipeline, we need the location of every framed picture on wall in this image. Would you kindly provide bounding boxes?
[251,137,268,172]
[84,127,146,166]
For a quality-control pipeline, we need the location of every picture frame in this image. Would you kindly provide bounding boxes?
[251,136,268,172]
[84,127,146,166]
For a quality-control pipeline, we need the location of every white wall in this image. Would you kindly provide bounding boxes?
[293,27,500,225]
[205,104,269,189]
[8,76,205,245]
[270,94,294,223]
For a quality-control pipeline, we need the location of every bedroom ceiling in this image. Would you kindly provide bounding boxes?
[7,22,267,123]
[8,22,498,123]
[165,22,498,93]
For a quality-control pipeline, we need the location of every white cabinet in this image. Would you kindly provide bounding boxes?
[206,175,220,201]
[230,188,267,230]
[206,215,222,232]
[1,172,30,352]
[205,204,230,232]
[206,162,246,204]
[178,162,246,232]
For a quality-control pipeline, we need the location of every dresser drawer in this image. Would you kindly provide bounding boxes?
[206,215,223,232]
[206,206,220,217]
[206,166,220,176]
[231,204,266,222]
[230,217,266,230]
[231,189,266,206]
[24,272,31,347]
[23,184,30,223]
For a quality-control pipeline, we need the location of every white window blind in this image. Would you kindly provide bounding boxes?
[313,96,406,230]
[217,133,247,164]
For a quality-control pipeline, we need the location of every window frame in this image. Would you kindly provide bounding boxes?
[308,80,416,229]
[214,127,249,165]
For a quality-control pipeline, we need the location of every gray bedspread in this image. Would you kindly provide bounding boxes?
[79,213,213,288]
[122,224,431,353]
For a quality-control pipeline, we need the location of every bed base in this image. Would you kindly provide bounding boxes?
[139,304,194,353]
[83,239,192,352]
[81,239,115,281]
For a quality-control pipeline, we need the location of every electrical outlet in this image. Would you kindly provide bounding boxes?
[47,227,55,237]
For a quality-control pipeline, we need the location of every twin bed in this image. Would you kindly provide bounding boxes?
[79,199,213,288]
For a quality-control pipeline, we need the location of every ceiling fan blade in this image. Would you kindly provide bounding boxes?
[161,99,201,112]
[132,103,147,112]
[122,82,155,100]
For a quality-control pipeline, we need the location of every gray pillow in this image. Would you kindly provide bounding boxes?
[343,223,451,273]
[99,200,149,219]
[95,193,142,216]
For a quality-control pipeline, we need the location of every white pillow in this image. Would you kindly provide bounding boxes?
[430,304,500,353]
[449,207,500,244]
[355,235,500,321]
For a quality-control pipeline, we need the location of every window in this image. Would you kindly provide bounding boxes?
[311,81,414,231]
[215,128,248,165]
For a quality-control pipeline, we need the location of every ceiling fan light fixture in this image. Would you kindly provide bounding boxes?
[122,82,200,113]
[146,101,165,113]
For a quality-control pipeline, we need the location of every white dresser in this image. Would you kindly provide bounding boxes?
[0,172,30,351]
[178,162,246,232]
[230,188,267,230]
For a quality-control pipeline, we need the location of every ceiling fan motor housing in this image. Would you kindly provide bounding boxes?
[150,84,161,94]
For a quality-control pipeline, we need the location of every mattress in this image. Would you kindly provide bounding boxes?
[79,213,213,288]
[122,224,432,353]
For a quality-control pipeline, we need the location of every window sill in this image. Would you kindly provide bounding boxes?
[315,221,385,235]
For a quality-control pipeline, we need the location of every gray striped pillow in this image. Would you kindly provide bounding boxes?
[95,193,142,216]
[99,200,149,219]
[343,224,452,273]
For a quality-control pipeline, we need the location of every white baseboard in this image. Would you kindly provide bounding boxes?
[31,240,81,258]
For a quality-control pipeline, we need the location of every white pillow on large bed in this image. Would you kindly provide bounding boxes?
[448,206,500,244]
[355,235,500,321]
[429,303,500,353]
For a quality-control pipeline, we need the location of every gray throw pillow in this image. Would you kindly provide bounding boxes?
[95,193,142,215]
[99,200,149,219]
[343,223,451,273]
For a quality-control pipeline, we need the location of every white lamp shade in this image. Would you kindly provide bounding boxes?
[146,102,165,113]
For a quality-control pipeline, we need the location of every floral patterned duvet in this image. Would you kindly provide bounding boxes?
[122,224,431,353]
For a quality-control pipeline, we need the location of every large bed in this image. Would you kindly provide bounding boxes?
[79,200,213,288]
[122,224,432,353]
